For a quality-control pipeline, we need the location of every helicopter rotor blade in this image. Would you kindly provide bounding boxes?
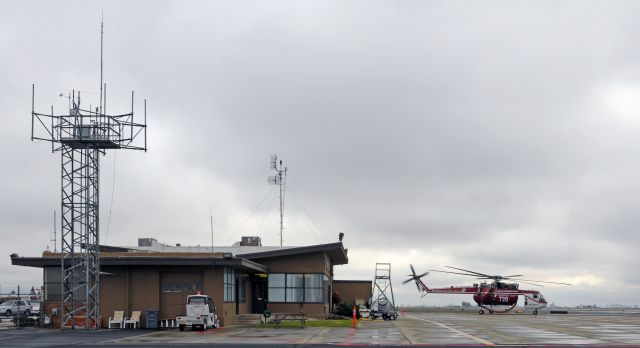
[410,264,417,277]
[515,280,545,287]
[515,278,572,285]
[429,269,483,277]
[504,275,523,278]
[417,272,429,278]
[402,278,414,285]
[445,266,493,278]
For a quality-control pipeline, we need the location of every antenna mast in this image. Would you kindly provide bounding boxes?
[268,154,287,246]
[210,208,214,254]
[30,20,148,330]
[52,210,57,253]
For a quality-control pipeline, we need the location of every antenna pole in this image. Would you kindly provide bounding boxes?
[210,207,214,254]
[99,14,104,116]
[31,84,34,141]
[53,210,57,253]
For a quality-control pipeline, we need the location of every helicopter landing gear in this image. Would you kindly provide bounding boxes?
[533,309,538,315]
[489,310,494,315]
[479,309,484,315]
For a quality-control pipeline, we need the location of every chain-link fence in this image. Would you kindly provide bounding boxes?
[0,285,45,329]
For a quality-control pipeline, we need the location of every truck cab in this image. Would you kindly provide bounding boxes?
[177,294,219,331]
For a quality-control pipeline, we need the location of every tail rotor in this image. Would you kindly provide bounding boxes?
[403,264,429,292]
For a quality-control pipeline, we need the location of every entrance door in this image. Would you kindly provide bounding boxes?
[251,277,267,314]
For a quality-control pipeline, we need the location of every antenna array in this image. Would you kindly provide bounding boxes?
[30,20,148,329]
[268,154,287,246]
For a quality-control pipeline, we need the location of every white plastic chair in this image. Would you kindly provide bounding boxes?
[124,311,141,329]
[108,310,124,329]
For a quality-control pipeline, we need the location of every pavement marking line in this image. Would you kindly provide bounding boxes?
[393,320,414,344]
[408,315,495,346]
[302,327,324,344]
[103,330,174,344]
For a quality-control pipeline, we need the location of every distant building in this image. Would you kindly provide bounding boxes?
[333,280,372,307]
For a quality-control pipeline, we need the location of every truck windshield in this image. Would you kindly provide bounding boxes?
[188,297,206,305]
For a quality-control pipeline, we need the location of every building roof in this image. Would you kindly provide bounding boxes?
[11,252,268,273]
[10,241,348,271]
[129,242,348,265]
[238,242,349,265]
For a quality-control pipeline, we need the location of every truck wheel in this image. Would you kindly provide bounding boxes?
[179,325,185,331]
[202,320,207,331]
[24,309,31,316]
[5,310,11,317]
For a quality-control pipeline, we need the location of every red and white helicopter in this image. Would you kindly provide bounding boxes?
[403,265,571,315]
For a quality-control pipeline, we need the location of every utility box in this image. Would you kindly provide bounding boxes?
[145,309,159,329]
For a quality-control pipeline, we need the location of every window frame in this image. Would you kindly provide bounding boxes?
[224,267,236,302]
[267,272,329,304]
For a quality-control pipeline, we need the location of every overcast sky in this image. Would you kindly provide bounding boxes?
[2,0,640,306]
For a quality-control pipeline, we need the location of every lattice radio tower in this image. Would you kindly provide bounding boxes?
[30,21,148,329]
[268,154,287,246]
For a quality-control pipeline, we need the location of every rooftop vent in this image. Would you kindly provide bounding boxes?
[240,236,262,247]
[138,238,158,247]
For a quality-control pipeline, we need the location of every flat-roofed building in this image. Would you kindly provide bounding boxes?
[11,237,364,328]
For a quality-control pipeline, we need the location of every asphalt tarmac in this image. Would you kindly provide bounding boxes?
[0,311,639,347]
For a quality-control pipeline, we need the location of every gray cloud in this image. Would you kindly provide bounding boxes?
[2,0,640,306]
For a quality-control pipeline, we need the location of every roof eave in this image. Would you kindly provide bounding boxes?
[10,255,268,273]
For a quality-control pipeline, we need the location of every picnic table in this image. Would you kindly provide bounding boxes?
[272,312,306,328]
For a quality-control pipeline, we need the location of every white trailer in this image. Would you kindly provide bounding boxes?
[177,294,219,331]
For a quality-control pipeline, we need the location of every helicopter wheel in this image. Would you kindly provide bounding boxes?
[533,309,538,315]
[478,309,484,315]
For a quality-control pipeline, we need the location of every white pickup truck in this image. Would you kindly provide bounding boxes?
[176,294,219,331]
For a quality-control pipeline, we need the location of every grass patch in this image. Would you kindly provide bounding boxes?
[261,319,354,328]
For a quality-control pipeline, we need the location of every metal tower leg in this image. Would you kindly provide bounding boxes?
[60,146,100,329]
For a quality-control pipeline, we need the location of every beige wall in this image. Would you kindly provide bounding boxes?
[99,266,222,327]
[253,252,330,276]
[100,266,129,328]
[129,268,160,316]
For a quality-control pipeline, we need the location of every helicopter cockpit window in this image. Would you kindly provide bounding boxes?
[533,293,538,299]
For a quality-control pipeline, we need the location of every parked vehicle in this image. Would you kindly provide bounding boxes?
[27,301,41,315]
[176,294,219,331]
[0,300,32,317]
[369,297,397,320]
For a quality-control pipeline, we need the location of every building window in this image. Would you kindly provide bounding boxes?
[161,272,203,293]
[224,267,235,302]
[238,275,247,303]
[286,274,304,303]
[267,273,285,302]
[304,274,323,303]
[267,273,329,303]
